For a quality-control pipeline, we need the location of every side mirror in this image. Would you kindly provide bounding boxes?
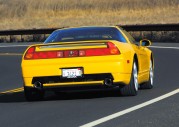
[140,39,151,47]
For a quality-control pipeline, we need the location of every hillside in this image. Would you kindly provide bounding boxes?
[0,0,178,30]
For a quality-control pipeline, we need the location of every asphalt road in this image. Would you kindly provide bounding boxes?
[0,42,179,127]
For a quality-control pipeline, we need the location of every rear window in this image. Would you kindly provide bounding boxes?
[44,27,127,43]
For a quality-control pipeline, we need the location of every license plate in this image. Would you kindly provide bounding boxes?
[62,68,83,78]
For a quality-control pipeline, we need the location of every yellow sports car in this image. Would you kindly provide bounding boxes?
[21,26,154,101]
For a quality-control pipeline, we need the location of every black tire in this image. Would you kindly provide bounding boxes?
[24,86,44,101]
[141,60,154,89]
[120,61,138,96]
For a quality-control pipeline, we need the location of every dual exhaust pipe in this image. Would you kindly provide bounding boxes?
[34,78,113,89]
[34,81,43,90]
[104,78,113,86]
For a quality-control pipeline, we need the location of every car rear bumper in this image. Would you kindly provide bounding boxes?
[22,55,132,88]
[24,82,125,92]
[23,72,131,88]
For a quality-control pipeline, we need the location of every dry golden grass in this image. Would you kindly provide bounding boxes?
[0,0,178,30]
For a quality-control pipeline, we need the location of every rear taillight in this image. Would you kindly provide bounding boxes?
[24,42,120,60]
[84,42,120,56]
[24,47,35,59]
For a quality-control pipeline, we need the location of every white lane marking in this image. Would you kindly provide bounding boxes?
[80,89,179,127]
[0,45,30,47]
[149,46,179,49]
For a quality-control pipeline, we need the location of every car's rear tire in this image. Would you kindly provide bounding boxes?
[24,86,44,101]
[141,60,154,89]
[120,61,138,96]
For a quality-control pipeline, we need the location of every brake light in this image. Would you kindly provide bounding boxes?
[85,42,120,56]
[57,51,63,58]
[24,47,35,59]
[107,42,120,55]
[79,50,86,56]
[24,42,120,60]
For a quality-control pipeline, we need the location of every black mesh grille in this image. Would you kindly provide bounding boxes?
[32,73,113,84]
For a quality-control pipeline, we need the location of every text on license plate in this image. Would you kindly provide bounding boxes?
[62,68,83,78]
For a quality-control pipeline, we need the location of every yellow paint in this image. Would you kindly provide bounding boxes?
[21,26,153,88]
[43,81,104,87]
[0,87,24,94]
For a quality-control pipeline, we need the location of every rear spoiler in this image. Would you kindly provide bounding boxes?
[29,40,114,47]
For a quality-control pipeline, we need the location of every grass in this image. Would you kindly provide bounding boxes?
[0,0,178,30]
